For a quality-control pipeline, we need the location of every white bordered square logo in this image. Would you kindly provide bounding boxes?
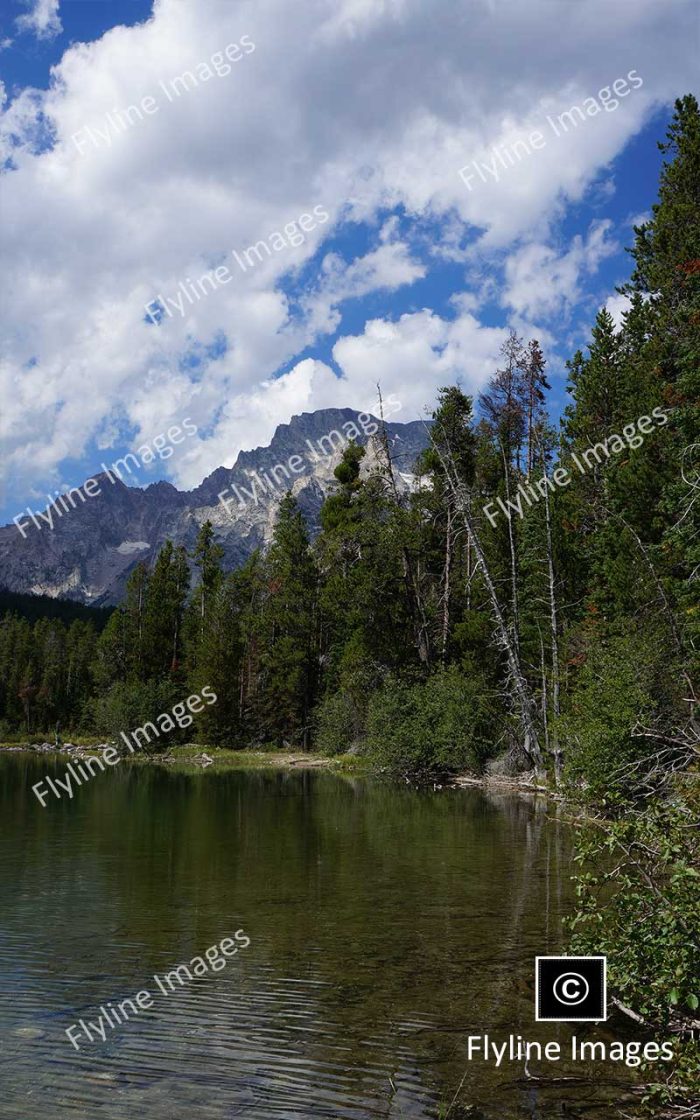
[535,956,607,1022]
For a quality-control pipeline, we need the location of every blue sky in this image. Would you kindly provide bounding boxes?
[0,0,697,523]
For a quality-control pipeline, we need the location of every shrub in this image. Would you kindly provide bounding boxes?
[568,793,700,1116]
[558,630,680,805]
[89,679,186,750]
[364,667,492,778]
[315,691,364,756]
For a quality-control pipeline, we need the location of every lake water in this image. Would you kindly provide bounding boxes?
[0,753,639,1119]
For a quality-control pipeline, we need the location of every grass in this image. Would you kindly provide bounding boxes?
[142,744,371,774]
[0,738,371,775]
[0,733,107,747]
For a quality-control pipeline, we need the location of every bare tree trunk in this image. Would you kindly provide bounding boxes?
[434,440,545,773]
[541,451,562,782]
[539,627,550,756]
[466,490,474,612]
[527,395,534,480]
[137,578,144,675]
[441,500,453,663]
[499,438,520,653]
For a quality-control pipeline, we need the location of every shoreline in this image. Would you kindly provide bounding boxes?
[0,740,554,793]
[0,741,367,775]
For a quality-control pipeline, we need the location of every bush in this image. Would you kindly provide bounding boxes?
[315,632,383,755]
[89,679,188,750]
[558,630,680,805]
[568,792,700,1116]
[364,667,493,778]
[315,690,364,756]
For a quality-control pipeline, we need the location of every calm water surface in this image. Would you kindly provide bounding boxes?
[0,753,638,1119]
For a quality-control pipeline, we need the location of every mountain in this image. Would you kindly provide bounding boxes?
[0,409,429,605]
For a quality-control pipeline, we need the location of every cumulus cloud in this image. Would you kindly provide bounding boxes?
[605,292,633,330]
[332,306,508,419]
[298,222,426,335]
[173,303,508,488]
[502,220,618,319]
[0,0,697,505]
[15,0,62,40]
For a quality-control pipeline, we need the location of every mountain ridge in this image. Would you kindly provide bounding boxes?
[0,408,429,606]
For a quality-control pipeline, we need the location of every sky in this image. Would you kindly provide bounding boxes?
[0,0,698,522]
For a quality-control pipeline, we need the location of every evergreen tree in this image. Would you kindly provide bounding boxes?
[256,494,318,746]
[193,520,224,643]
[142,542,190,679]
[95,561,149,688]
[521,339,550,478]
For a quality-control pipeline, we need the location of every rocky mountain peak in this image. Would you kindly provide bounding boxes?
[0,408,429,606]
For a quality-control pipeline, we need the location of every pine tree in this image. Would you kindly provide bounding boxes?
[625,94,700,676]
[415,386,476,663]
[256,494,318,746]
[522,339,550,479]
[479,332,528,653]
[193,520,224,641]
[141,542,190,679]
[95,561,149,687]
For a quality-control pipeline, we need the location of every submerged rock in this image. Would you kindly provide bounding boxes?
[13,1026,45,1040]
[84,1071,119,1086]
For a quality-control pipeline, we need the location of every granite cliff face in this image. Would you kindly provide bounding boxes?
[0,409,429,605]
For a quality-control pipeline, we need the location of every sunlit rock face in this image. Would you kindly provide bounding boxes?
[0,409,429,605]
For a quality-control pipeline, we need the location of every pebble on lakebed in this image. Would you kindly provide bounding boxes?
[84,1071,119,1086]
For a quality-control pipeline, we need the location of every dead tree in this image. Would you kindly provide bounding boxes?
[428,426,546,775]
[540,442,562,782]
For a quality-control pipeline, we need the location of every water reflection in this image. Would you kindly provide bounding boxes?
[0,755,638,1118]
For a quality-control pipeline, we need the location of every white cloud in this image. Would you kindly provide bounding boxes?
[0,0,697,504]
[502,220,618,319]
[15,0,62,41]
[299,224,426,335]
[331,306,508,423]
[605,292,632,330]
[173,303,508,488]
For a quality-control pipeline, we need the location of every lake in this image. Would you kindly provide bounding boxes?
[0,753,638,1118]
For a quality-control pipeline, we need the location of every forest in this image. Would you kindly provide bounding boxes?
[0,96,698,1113]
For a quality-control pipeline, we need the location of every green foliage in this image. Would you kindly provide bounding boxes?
[89,678,186,748]
[0,613,98,733]
[0,588,112,628]
[318,462,416,686]
[364,667,492,778]
[254,493,318,747]
[314,691,358,756]
[559,97,700,1115]
[187,519,225,663]
[567,795,700,1115]
[558,628,668,803]
[141,541,190,679]
[569,798,700,1025]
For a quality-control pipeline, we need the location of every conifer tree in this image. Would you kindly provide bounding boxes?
[256,494,318,746]
[416,386,476,663]
[193,520,224,638]
[95,561,149,687]
[522,339,550,479]
[141,542,190,679]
